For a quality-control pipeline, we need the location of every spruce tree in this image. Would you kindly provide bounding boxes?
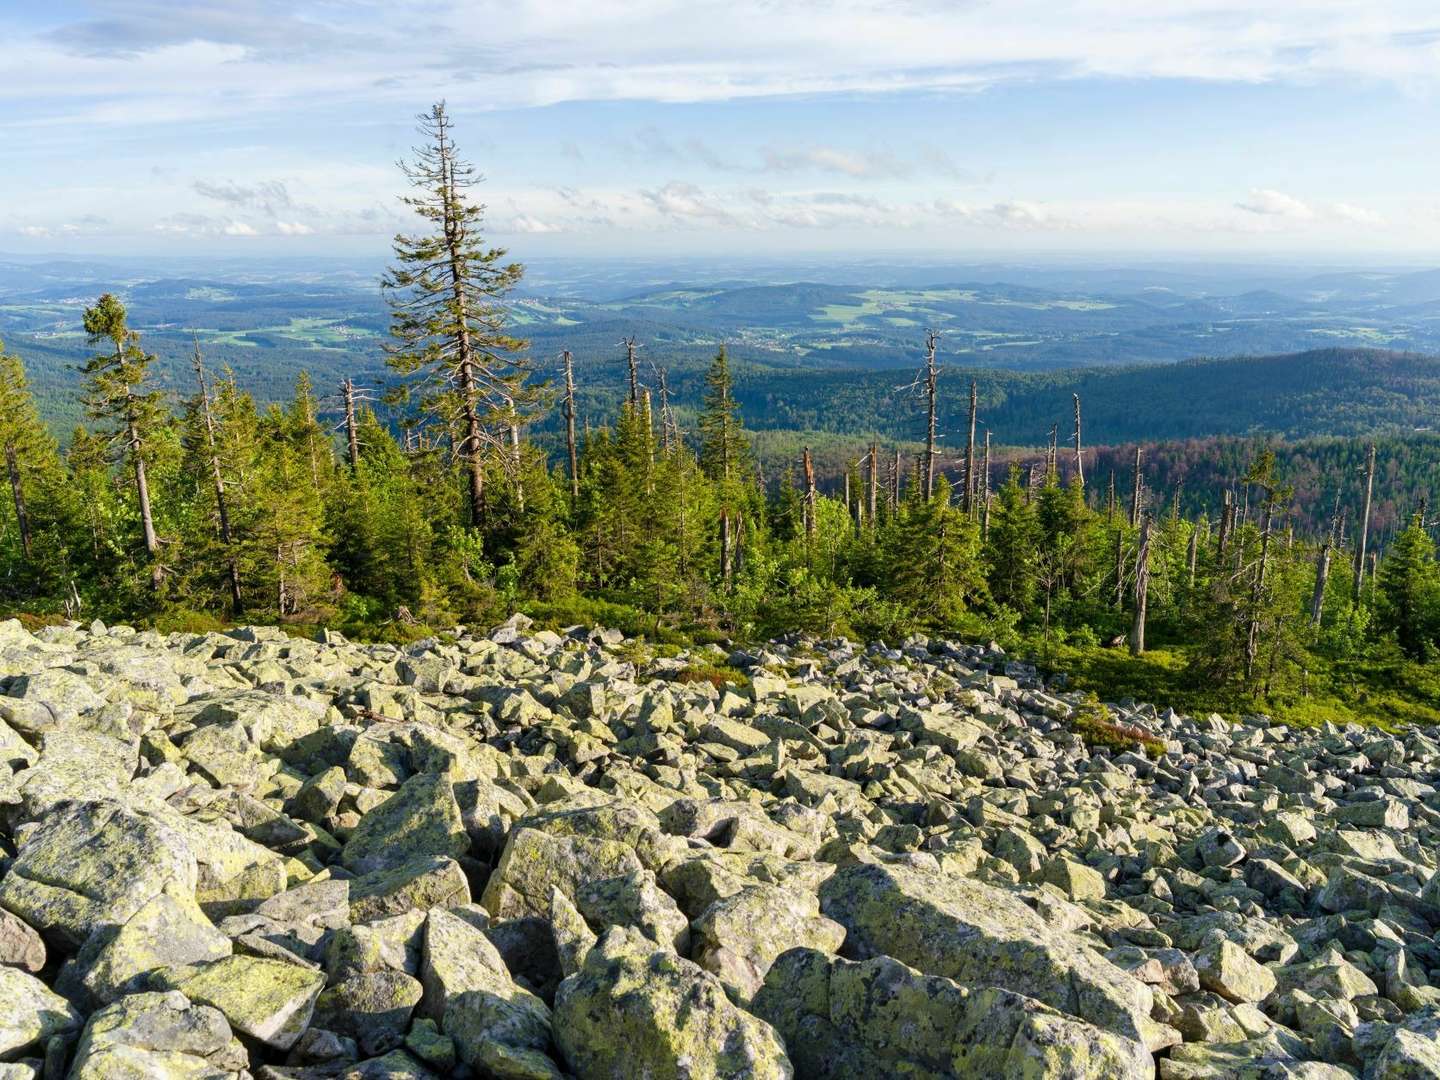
[383,101,533,532]
[986,466,1041,618]
[0,341,65,578]
[81,293,168,590]
[1377,513,1440,661]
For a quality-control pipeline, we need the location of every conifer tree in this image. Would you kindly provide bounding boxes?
[383,102,532,532]
[1377,513,1440,661]
[987,466,1041,618]
[0,341,64,575]
[81,293,167,590]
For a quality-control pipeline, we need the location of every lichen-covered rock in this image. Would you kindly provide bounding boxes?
[0,966,81,1060]
[342,772,470,875]
[0,799,198,949]
[753,948,1152,1079]
[553,927,791,1080]
[0,619,1438,1078]
[418,906,557,1074]
[67,990,250,1080]
[153,953,326,1051]
[348,856,470,922]
[1365,1006,1440,1079]
[59,892,232,1008]
[575,868,690,953]
[480,827,644,920]
[1192,937,1277,1005]
[818,862,1169,1049]
[313,970,423,1056]
[691,883,846,1003]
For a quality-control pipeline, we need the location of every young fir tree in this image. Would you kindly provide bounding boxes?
[382,101,533,533]
[886,476,986,628]
[1377,513,1440,661]
[986,465,1041,619]
[81,293,168,591]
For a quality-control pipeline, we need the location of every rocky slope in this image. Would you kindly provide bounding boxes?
[0,615,1436,1078]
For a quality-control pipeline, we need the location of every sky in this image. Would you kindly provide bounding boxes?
[4,1,1440,259]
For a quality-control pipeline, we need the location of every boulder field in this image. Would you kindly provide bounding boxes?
[0,614,1435,1078]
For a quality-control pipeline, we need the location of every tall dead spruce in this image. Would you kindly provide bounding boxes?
[382,101,532,533]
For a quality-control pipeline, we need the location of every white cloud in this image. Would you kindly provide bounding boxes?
[505,214,563,234]
[16,225,51,238]
[275,220,315,235]
[7,1,1440,128]
[222,221,258,236]
[1236,189,1316,219]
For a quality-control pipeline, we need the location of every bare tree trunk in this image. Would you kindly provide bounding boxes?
[891,448,901,509]
[1245,498,1276,684]
[864,446,875,529]
[128,400,162,591]
[5,444,30,561]
[1217,489,1234,556]
[1186,520,1199,591]
[1130,513,1152,655]
[508,418,525,512]
[1310,538,1332,628]
[342,378,361,472]
[655,365,678,455]
[1072,393,1084,489]
[193,344,242,611]
[963,378,977,516]
[1130,446,1143,526]
[802,447,816,541]
[924,330,939,500]
[1106,469,1116,522]
[1353,441,1376,600]
[563,350,579,502]
[625,337,640,408]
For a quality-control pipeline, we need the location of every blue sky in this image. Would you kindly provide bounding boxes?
[4,0,1440,258]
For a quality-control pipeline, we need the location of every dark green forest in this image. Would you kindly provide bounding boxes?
[0,104,1436,731]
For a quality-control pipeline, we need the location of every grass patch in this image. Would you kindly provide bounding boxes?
[670,662,751,691]
[1071,693,1167,759]
[1031,640,1440,732]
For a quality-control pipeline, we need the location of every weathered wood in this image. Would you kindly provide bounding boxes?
[193,342,242,611]
[1130,513,1152,655]
[624,336,640,407]
[1130,446,1142,527]
[562,350,579,501]
[1072,393,1084,489]
[924,330,939,500]
[342,378,361,472]
[802,447,816,540]
[867,444,878,526]
[963,378,977,515]
[1245,497,1277,683]
[1353,441,1376,599]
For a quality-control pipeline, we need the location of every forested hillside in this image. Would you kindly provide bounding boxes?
[0,105,1436,734]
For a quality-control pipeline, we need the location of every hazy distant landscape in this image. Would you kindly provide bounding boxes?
[6,252,1440,446]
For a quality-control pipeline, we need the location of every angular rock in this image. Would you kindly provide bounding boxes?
[554,927,790,1080]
